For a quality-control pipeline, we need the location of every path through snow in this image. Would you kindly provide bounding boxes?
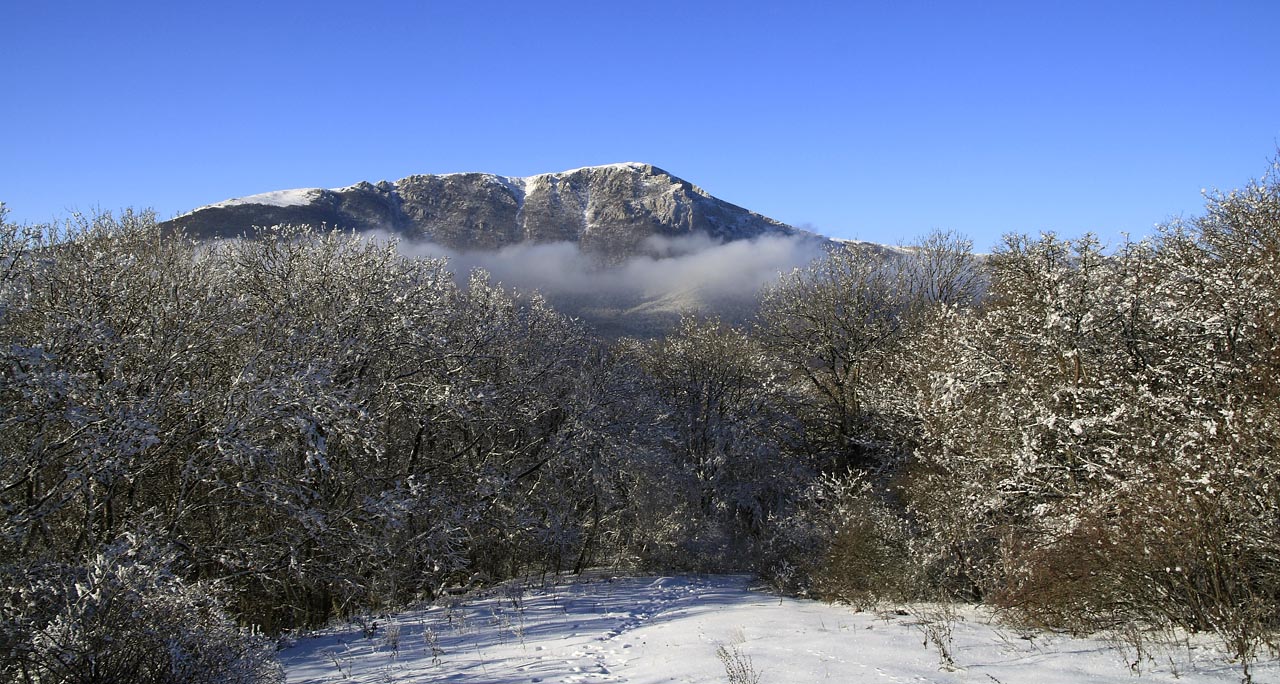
[279,574,1274,683]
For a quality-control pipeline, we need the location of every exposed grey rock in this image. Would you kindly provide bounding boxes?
[162,163,802,263]
[162,163,847,337]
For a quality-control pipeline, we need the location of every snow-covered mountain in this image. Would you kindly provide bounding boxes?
[163,163,814,264]
[162,163,843,336]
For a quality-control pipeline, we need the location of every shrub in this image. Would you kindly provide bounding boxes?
[1,534,282,684]
[763,474,918,608]
[992,464,1280,681]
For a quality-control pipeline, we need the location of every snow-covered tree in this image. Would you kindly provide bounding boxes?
[635,317,805,560]
[2,532,280,684]
[901,161,1280,671]
[758,244,912,471]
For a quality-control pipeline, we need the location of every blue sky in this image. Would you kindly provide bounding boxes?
[3,1,1277,249]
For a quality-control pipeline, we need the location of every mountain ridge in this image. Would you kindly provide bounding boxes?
[163,163,813,263]
[160,163,846,337]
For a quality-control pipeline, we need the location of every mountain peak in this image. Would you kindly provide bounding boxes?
[548,161,659,175]
[164,163,799,261]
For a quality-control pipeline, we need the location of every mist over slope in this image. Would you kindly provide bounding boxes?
[392,232,828,336]
[164,163,838,334]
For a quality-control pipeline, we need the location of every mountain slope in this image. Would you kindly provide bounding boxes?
[162,163,803,264]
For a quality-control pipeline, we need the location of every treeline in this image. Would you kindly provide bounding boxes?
[2,161,1278,681]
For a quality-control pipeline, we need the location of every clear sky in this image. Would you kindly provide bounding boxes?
[3,1,1277,249]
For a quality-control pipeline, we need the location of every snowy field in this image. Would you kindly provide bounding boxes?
[279,574,1274,683]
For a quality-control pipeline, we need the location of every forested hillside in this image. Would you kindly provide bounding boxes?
[2,160,1278,682]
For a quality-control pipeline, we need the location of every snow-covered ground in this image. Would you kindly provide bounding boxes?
[279,574,1273,683]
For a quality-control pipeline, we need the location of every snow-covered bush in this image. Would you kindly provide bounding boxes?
[757,244,910,473]
[633,317,808,568]
[761,474,917,607]
[0,213,626,633]
[901,160,1280,677]
[1,533,281,684]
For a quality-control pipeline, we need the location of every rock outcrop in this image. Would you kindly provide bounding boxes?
[163,163,800,263]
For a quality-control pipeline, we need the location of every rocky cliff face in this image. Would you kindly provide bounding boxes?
[163,163,800,262]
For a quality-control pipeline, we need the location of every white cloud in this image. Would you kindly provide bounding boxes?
[385,232,825,308]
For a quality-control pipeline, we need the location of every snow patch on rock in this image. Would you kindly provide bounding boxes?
[197,188,323,211]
